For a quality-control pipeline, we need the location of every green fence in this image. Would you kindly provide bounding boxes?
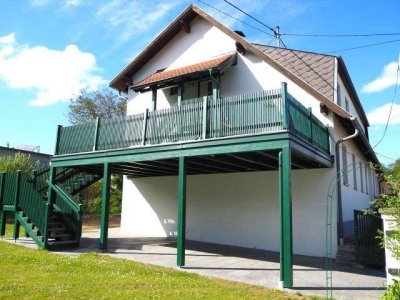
[18,174,49,236]
[1,173,18,206]
[56,89,330,155]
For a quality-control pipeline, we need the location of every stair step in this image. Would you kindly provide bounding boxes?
[49,227,67,232]
[48,240,78,247]
[50,233,73,239]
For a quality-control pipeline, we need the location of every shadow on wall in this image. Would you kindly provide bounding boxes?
[131,176,178,237]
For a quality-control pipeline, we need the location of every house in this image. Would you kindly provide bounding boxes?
[0,4,382,289]
[0,145,51,167]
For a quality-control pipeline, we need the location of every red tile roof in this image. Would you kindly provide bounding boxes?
[133,54,233,89]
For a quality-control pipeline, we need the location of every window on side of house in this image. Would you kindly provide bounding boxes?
[360,162,364,193]
[352,154,357,190]
[365,164,369,195]
[345,97,349,112]
[337,84,342,106]
[342,145,348,186]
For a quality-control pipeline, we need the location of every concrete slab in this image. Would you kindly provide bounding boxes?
[3,228,386,300]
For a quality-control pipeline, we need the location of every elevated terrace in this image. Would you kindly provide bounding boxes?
[51,83,332,174]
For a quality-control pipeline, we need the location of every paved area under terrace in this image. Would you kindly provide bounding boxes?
[5,228,386,300]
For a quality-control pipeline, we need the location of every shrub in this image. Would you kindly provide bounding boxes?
[381,280,400,300]
[0,153,35,176]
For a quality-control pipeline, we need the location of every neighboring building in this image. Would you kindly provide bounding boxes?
[1,4,383,289]
[0,145,51,167]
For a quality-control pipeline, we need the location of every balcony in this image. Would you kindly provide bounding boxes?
[55,87,330,157]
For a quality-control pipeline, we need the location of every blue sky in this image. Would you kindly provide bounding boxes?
[0,0,399,166]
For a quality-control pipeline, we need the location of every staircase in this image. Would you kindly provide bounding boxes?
[0,167,101,249]
[335,243,357,265]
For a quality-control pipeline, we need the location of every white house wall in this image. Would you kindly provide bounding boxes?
[122,169,338,258]
[127,16,237,114]
[334,119,378,237]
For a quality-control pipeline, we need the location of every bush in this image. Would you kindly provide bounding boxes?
[381,280,400,299]
[0,153,35,176]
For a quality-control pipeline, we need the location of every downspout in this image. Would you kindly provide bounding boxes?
[335,116,359,245]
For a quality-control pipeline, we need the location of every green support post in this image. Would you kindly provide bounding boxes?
[279,146,293,288]
[151,87,157,111]
[13,171,22,240]
[281,82,288,130]
[308,107,313,144]
[93,117,100,151]
[99,162,111,251]
[54,125,62,155]
[177,156,187,267]
[177,83,184,107]
[43,202,51,249]
[0,211,6,236]
[0,173,5,236]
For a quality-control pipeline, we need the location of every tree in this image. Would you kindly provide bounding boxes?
[67,89,127,215]
[0,153,35,176]
[68,89,127,124]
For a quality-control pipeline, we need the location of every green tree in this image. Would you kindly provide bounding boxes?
[68,89,127,124]
[0,153,35,176]
[67,89,127,215]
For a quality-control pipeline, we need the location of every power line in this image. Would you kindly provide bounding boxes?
[222,0,276,33]
[196,0,275,38]
[281,32,400,38]
[327,38,400,53]
[373,59,400,149]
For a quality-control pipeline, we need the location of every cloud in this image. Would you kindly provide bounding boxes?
[29,0,84,8]
[0,33,106,106]
[362,55,400,93]
[367,103,400,126]
[96,0,180,47]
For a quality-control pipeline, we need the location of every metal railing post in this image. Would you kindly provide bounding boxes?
[13,171,22,239]
[202,96,208,139]
[93,117,100,151]
[54,125,62,155]
[281,82,288,130]
[308,107,313,144]
[141,109,149,145]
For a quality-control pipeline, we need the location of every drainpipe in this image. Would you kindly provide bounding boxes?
[335,116,359,245]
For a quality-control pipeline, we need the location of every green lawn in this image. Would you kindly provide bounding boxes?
[0,240,320,300]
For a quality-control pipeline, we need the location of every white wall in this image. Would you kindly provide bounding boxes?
[121,169,338,258]
[127,16,236,115]
[336,75,367,134]
[333,119,378,237]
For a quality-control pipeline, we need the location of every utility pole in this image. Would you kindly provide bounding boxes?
[275,26,281,47]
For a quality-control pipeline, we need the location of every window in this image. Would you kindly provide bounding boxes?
[337,84,342,106]
[345,97,349,112]
[352,154,357,190]
[207,81,213,96]
[170,86,178,95]
[360,162,364,193]
[342,145,348,185]
[365,164,369,195]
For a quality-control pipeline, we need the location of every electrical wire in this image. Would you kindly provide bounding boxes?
[196,0,275,38]
[222,0,276,33]
[281,32,400,38]
[373,60,399,149]
[327,38,400,53]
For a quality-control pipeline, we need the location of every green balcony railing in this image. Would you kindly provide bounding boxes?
[55,87,330,156]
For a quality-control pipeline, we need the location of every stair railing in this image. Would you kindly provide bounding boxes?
[48,181,83,242]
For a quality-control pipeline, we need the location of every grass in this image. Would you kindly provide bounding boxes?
[0,240,320,300]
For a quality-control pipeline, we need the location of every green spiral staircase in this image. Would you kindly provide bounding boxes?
[0,167,101,249]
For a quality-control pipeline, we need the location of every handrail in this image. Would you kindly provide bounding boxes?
[55,88,330,156]
[47,181,80,214]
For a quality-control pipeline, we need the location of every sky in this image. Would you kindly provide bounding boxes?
[0,0,399,166]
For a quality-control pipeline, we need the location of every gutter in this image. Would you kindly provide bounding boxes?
[335,116,359,245]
